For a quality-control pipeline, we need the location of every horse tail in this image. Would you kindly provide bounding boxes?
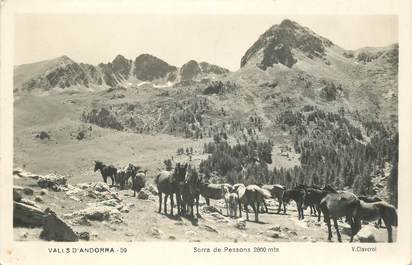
[256,187,272,199]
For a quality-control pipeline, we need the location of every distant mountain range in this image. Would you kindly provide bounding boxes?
[14,19,398,123]
[14,53,230,91]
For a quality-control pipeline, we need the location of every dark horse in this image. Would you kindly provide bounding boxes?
[155,163,187,216]
[302,187,327,222]
[261,184,286,214]
[180,166,201,218]
[283,188,305,220]
[353,200,397,242]
[297,184,321,216]
[200,182,232,206]
[320,185,361,242]
[358,195,383,228]
[94,161,117,186]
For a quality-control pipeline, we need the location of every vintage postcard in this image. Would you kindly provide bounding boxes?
[1,0,411,264]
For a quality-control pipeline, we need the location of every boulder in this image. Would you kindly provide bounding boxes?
[288,231,298,236]
[34,196,43,203]
[13,188,22,202]
[151,227,163,238]
[92,182,111,193]
[13,201,45,227]
[235,219,247,230]
[355,227,376,243]
[23,187,34,195]
[202,225,218,233]
[146,184,158,195]
[40,209,79,242]
[270,225,282,232]
[271,232,280,238]
[67,206,123,223]
[66,185,83,196]
[38,174,68,191]
[69,216,92,226]
[77,231,90,241]
[137,190,150,200]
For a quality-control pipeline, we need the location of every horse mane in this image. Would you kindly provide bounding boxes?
[323,184,338,193]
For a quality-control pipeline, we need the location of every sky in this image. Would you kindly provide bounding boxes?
[14,15,398,71]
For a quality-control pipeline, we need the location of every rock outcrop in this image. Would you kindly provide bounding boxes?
[40,209,79,242]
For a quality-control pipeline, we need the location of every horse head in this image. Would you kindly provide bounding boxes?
[94,161,103,172]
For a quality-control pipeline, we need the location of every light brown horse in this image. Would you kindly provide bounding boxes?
[235,184,272,222]
[261,184,286,214]
[353,200,397,242]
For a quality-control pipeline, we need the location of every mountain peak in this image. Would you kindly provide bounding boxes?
[53,55,75,65]
[133,54,177,81]
[180,60,201,80]
[112,54,128,63]
[279,19,301,29]
[240,19,334,70]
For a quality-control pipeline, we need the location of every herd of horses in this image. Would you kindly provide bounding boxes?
[94,161,398,243]
[94,160,146,196]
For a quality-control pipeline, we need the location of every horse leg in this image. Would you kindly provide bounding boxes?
[296,202,302,220]
[190,197,194,218]
[196,195,200,217]
[277,198,281,214]
[244,203,249,221]
[225,198,229,217]
[333,218,342,242]
[349,215,361,242]
[171,194,175,216]
[316,205,322,222]
[300,201,304,220]
[263,200,268,213]
[377,218,383,228]
[176,193,181,215]
[205,197,210,206]
[158,193,162,213]
[238,199,242,217]
[323,210,332,241]
[382,218,393,242]
[164,194,168,215]
[253,201,259,222]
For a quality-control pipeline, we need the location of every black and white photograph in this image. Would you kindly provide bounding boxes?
[10,13,401,244]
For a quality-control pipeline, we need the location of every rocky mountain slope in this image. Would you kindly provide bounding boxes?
[14,54,230,92]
